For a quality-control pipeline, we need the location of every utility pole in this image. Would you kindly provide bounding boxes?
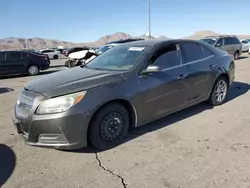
[148,0,152,39]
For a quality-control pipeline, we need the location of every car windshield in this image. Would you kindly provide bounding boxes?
[86,45,147,71]
[200,38,217,45]
[96,45,115,54]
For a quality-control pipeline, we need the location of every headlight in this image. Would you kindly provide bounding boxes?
[36,91,87,114]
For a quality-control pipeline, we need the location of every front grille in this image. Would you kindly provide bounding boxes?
[15,93,34,119]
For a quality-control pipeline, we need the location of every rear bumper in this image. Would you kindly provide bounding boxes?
[40,63,50,70]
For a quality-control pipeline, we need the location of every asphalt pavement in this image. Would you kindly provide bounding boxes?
[1,55,250,188]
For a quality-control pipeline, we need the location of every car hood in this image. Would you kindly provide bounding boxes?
[24,67,123,97]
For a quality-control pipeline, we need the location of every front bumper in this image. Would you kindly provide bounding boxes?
[13,109,91,150]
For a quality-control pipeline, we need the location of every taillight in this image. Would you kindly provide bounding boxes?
[40,55,48,60]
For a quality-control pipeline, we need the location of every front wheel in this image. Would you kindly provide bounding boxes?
[208,76,228,106]
[27,65,40,76]
[89,103,130,150]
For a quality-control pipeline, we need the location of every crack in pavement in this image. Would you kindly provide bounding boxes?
[95,153,127,188]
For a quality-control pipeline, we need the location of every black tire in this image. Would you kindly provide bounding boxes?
[208,76,228,106]
[233,51,239,60]
[53,54,59,59]
[89,103,130,150]
[27,65,40,76]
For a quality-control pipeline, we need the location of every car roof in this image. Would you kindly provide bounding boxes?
[120,39,202,47]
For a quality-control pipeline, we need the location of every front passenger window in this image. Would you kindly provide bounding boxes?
[151,45,181,70]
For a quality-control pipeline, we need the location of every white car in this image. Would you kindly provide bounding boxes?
[39,49,61,59]
[240,39,250,52]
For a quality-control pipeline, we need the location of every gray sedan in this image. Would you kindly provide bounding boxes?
[13,39,235,150]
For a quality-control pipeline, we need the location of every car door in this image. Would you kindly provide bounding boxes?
[6,51,26,74]
[0,51,7,75]
[135,43,188,123]
[214,38,225,51]
[223,37,236,55]
[180,42,214,103]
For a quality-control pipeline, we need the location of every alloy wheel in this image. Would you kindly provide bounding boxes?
[214,80,227,102]
[28,66,39,75]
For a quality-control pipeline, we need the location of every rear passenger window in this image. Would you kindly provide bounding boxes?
[181,43,203,63]
[151,44,181,69]
[202,46,213,58]
[231,37,240,44]
[0,52,5,61]
[8,52,22,59]
[224,38,233,45]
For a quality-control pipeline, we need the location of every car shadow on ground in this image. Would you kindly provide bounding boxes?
[40,70,60,75]
[0,70,60,80]
[238,56,249,60]
[0,144,16,187]
[69,81,250,153]
[49,65,66,68]
[0,87,14,94]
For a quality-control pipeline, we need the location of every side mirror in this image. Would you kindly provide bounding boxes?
[141,65,160,75]
[215,43,222,47]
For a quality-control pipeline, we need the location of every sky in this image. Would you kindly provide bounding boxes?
[1,0,250,42]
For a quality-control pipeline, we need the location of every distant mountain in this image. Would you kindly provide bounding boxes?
[1,30,250,50]
[184,30,220,39]
[184,30,250,40]
[0,37,87,50]
[94,32,133,46]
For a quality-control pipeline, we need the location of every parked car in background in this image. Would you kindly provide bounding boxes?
[0,50,50,77]
[63,47,89,56]
[39,49,61,59]
[65,50,98,68]
[240,39,250,52]
[199,35,242,60]
[13,39,235,150]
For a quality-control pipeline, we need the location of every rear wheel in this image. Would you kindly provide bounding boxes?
[53,54,58,59]
[208,76,228,106]
[233,51,239,60]
[27,65,40,76]
[89,103,130,150]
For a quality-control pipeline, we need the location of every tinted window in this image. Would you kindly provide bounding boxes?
[181,43,203,63]
[0,52,5,61]
[242,40,248,44]
[74,48,84,51]
[224,37,240,45]
[242,40,249,44]
[42,50,53,53]
[151,44,181,69]
[202,46,213,57]
[216,38,223,46]
[232,38,240,44]
[7,51,22,59]
[22,52,28,57]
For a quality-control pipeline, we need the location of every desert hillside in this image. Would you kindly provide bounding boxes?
[184,30,250,40]
[1,30,250,50]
